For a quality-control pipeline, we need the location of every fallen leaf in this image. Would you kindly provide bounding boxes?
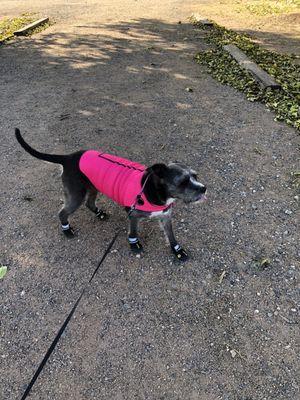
[219,270,226,283]
[23,195,34,202]
[259,258,271,268]
[230,349,237,358]
[253,146,263,155]
[0,266,8,279]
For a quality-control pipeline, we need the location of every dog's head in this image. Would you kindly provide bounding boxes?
[149,162,207,203]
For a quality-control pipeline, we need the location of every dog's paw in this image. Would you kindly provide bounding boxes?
[62,225,75,238]
[129,240,144,254]
[172,245,189,262]
[96,209,109,221]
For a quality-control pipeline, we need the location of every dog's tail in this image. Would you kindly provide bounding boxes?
[15,128,67,165]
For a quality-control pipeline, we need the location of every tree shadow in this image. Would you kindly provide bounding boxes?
[1,19,212,159]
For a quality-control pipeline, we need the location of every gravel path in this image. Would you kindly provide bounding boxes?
[1,1,299,399]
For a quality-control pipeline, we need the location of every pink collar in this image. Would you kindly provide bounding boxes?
[130,178,174,213]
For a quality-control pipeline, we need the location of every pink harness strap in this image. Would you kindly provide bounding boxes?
[79,150,170,213]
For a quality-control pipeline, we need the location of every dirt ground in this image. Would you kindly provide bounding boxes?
[0,1,299,399]
[189,0,300,56]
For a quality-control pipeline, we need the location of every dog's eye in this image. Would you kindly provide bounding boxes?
[179,177,190,187]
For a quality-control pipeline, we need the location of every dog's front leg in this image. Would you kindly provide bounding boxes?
[160,216,188,261]
[128,216,143,254]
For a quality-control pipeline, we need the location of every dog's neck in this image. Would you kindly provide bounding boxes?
[142,171,170,206]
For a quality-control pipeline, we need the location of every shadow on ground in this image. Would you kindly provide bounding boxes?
[242,25,300,56]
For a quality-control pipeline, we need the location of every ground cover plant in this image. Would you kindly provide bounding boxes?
[194,23,300,130]
[0,13,50,43]
[0,14,34,41]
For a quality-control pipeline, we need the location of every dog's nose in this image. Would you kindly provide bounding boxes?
[199,186,206,194]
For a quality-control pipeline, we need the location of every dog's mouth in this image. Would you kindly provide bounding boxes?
[194,194,207,203]
[181,193,208,204]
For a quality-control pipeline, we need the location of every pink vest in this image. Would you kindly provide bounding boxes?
[79,150,170,213]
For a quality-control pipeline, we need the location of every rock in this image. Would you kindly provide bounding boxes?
[230,349,237,358]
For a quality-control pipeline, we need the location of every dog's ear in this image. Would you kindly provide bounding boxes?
[148,163,168,179]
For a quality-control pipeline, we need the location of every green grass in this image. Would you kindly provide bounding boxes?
[0,14,35,42]
[194,23,300,130]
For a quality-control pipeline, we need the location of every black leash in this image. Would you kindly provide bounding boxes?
[20,230,120,400]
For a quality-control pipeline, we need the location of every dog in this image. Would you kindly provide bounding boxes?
[15,128,207,261]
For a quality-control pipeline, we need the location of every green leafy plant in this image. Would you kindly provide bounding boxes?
[194,23,300,130]
[0,14,50,43]
[0,14,34,42]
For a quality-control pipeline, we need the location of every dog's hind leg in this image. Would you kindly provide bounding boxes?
[59,176,87,238]
[85,188,108,220]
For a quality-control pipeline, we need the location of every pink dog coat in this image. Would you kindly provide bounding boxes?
[79,150,171,213]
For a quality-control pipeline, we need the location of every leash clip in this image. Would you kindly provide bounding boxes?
[128,172,152,216]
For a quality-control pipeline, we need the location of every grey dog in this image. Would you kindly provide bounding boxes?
[15,129,207,261]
